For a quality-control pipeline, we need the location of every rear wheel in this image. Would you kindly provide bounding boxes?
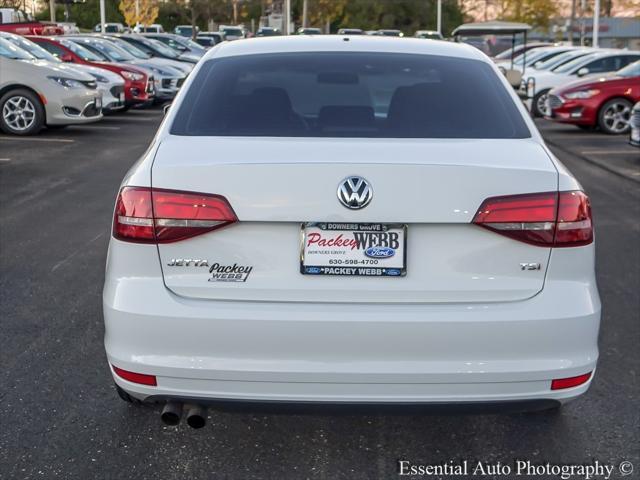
[0,89,45,135]
[598,98,632,134]
[532,89,551,117]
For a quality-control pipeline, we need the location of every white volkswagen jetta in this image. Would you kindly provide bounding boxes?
[104,36,600,427]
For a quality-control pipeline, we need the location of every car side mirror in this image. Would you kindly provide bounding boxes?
[61,53,74,62]
[577,67,589,77]
[162,103,172,116]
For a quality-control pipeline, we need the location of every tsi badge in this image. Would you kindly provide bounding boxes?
[208,262,253,283]
[520,262,542,271]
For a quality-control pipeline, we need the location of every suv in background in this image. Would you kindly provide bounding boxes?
[174,25,198,38]
[219,25,246,40]
[93,23,126,33]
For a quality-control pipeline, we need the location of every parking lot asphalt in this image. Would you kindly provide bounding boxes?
[1,110,638,479]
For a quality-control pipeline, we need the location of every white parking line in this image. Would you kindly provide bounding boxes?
[0,136,74,143]
[104,116,156,122]
[128,109,163,115]
[72,125,121,130]
[581,150,636,155]
[0,158,10,163]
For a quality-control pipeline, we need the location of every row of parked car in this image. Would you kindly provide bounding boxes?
[489,42,640,141]
[93,22,237,48]
[0,32,209,135]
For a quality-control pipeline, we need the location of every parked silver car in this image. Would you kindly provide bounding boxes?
[0,32,125,112]
[142,33,206,61]
[0,38,102,135]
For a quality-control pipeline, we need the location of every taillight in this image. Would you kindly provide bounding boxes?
[113,186,237,243]
[551,372,592,390]
[472,191,592,247]
[112,365,157,386]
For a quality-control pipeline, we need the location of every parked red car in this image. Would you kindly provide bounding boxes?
[546,60,640,134]
[28,36,155,109]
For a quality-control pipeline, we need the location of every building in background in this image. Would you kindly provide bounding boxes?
[530,17,640,50]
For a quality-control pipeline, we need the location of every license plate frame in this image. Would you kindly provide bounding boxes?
[300,222,407,277]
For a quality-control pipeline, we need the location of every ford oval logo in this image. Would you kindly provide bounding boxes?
[365,246,395,259]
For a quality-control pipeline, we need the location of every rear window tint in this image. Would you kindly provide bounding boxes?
[171,52,530,138]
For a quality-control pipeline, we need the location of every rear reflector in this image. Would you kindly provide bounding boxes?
[551,372,592,390]
[112,366,157,386]
[473,191,593,247]
[113,187,237,243]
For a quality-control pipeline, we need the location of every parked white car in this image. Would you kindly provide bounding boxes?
[104,36,600,427]
[495,45,576,72]
[0,32,125,112]
[528,47,598,73]
[0,37,102,135]
[522,50,640,116]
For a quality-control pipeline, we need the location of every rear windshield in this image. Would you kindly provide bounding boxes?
[171,52,530,138]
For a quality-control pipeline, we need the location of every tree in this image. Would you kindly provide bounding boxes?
[502,0,558,29]
[119,0,159,27]
[335,0,464,36]
[36,0,125,28]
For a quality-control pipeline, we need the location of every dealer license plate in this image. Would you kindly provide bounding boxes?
[301,223,406,277]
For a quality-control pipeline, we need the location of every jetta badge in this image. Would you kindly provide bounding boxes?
[337,176,372,209]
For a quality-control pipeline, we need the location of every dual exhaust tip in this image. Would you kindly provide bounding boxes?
[161,401,206,429]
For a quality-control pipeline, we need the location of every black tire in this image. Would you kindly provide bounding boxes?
[598,98,633,135]
[531,89,551,118]
[115,384,142,404]
[0,88,45,135]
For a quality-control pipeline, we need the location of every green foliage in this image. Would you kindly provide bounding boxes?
[36,0,125,29]
[284,0,463,35]
[501,0,559,29]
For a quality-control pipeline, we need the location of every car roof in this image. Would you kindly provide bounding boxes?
[204,35,487,62]
[571,50,637,62]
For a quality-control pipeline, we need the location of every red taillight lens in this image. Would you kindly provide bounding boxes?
[113,187,237,243]
[555,191,593,246]
[472,191,593,247]
[114,187,154,242]
[551,372,592,390]
[112,365,157,386]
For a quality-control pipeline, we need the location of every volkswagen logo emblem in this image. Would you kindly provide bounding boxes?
[337,176,372,209]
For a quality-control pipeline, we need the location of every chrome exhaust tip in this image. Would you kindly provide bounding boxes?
[160,401,183,426]
[185,404,207,429]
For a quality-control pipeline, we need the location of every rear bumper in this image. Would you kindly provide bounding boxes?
[104,242,600,405]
